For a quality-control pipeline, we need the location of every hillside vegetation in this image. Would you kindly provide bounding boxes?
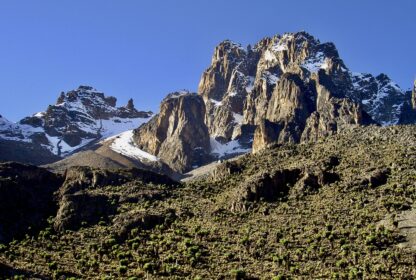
[1,125,416,279]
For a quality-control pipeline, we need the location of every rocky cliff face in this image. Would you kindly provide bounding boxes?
[194,32,410,153]
[131,32,413,168]
[0,86,152,162]
[133,92,211,173]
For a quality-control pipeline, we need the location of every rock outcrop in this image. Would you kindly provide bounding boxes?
[252,120,283,153]
[230,168,302,212]
[133,92,211,172]
[54,166,177,231]
[198,40,258,140]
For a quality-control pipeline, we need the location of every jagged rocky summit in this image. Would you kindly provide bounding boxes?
[0,86,152,164]
[1,32,414,174]
[131,31,414,172]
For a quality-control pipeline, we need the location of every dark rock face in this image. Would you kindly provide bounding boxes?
[133,92,211,173]
[301,72,375,142]
[54,193,116,231]
[231,168,302,212]
[0,162,63,242]
[252,70,375,151]
[366,168,390,188]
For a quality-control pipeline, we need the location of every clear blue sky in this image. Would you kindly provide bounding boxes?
[0,0,414,121]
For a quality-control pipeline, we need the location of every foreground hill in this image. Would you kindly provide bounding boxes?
[1,125,415,279]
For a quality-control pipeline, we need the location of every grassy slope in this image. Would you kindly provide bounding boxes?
[1,125,416,279]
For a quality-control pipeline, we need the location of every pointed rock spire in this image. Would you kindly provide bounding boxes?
[126,98,135,110]
[57,92,65,104]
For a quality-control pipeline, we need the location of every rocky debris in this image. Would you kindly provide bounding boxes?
[0,162,63,242]
[54,193,116,231]
[133,92,211,172]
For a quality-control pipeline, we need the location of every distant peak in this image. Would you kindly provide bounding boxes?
[216,40,246,52]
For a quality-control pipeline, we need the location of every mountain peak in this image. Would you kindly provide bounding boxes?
[77,85,97,91]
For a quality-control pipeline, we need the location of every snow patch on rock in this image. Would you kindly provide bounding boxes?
[110,130,159,162]
[210,137,251,157]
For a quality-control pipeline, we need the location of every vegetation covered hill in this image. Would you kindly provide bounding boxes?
[1,125,416,279]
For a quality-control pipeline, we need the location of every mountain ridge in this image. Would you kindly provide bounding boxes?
[0,31,414,175]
